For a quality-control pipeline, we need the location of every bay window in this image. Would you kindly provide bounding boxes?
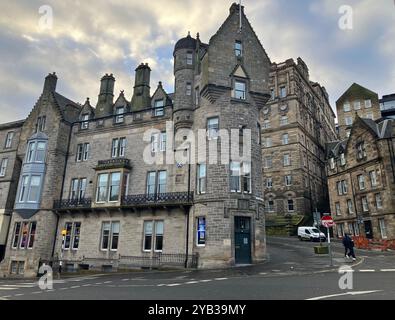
[96,172,121,203]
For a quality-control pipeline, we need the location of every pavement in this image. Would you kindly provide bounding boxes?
[0,236,394,300]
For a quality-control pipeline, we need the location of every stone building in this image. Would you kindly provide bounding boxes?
[261,58,337,228]
[326,116,395,240]
[336,83,381,140]
[0,120,24,260]
[0,3,271,277]
[380,93,395,120]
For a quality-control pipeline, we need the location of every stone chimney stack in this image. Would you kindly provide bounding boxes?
[131,63,151,111]
[95,73,115,117]
[43,72,57,94]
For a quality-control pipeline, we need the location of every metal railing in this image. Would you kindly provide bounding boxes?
[53,192,193,210]
[53,198,92,209]
[121,192,193,206]
[39,252,199,273]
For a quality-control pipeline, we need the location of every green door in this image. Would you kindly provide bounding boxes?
[234,217,252,264]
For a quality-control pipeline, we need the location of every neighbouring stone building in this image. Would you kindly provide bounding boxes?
[380,93,395,120]
[262,58,337,230]
[0,3,271,277]
[336,83,381,140]
[0,120,24,261]
[326,116,395,240]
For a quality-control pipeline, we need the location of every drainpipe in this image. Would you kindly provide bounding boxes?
[51,121,73,259]
[184,146,191,268]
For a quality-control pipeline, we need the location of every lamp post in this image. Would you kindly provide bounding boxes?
[59,229,66,277]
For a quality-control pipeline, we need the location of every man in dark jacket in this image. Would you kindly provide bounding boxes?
[342,233,356,261]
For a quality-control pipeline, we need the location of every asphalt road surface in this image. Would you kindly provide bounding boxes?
[1,236,394,300]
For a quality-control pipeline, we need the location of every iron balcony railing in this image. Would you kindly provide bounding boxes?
[121,192,193,206]
[53,192,193,210]
[53,198,92,210]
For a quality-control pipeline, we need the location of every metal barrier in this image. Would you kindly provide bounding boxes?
[39,253,199,273]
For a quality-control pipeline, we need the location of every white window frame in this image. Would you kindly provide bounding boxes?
[197,163,207,194]
[234,80,246,100]
[154,99,165,117]
[80,114,89,130]
[347,199,354,214]
[343,102,351,112]
[354,101,361,110]
[100,221,120,251]
[283,154,291,167]
[379,218,387,239]
[0,158,8,177]
[5,132,14,149]
[143,220,164,252]
[115,107,125,124]
[234,41,242,57]
[282,134,289,145]
[369,171,378,187]
[280,116,288,126]
[362,196,369,212]
[285,175,292,187]
[207,117,219,140]
[375,193,383,209]
[358,175,366,190]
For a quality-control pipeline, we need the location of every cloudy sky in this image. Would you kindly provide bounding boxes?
[0,0,394,123]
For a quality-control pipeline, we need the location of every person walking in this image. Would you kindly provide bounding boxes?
[342,233,356,261]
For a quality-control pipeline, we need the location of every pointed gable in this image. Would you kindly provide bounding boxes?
[202,3,271,95]
[151,82,172,108]
[113,90,130,113]
[336,83,378,104]
[231,64,249,79]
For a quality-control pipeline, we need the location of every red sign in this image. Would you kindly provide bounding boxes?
[321,215,335,228]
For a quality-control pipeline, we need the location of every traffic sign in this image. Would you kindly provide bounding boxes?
[61,229,67,236]
[321,215,335,228]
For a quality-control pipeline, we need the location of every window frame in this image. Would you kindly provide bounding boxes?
[207,117,219,140]
[234,41,243,57]
[234,80,246,100]
[115,107,125,124]
[4,131,14,149]
[197,163,207,194]
[154,99,165,117]
[0,158,8,177]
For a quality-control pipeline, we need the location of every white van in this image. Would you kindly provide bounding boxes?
[298,227,326,242]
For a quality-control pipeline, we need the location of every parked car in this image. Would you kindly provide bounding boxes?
[298,227,326,242]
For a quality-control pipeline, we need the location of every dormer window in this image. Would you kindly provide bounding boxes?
[235,41,243,57]
[234,81,246,100]
[115,107,125,124]
[81,114,89,130]
[154,99,164,117]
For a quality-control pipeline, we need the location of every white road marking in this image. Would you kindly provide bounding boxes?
[70,286,80,289]
[32,291,42,294]
[380,269,395,272]
[260,273,268,275]
[103,281,112,284]
[82,284,92,287]
[185,281,199,284]
[167,284,181,287]
[122,279,130,281]
[359,270,376,272]
[199,280,212,283]
[307,290,382,300]
[14,294,25,297]
[0,296,10,299]
[214,278,228,281]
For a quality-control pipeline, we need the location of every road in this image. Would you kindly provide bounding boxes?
[1,236,394,300]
